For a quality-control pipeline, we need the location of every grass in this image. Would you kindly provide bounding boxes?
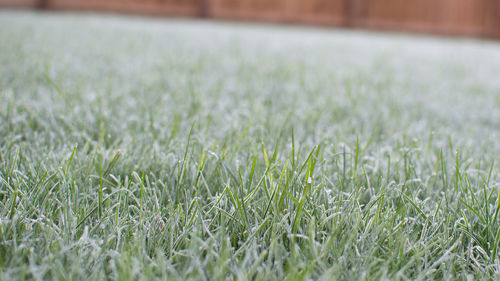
[1,10,500,280]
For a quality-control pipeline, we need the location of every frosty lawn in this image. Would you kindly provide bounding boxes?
[2,10,500,280]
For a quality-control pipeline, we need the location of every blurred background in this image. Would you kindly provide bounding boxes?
[1,0,500,38]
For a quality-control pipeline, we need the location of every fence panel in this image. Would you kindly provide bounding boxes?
[360,0,439,32]
[46,0,200,17]
[294,0,346,25]
[436,0,486,35]
[0,0,39,8]
[210,0,293,22]
[210,0,346,25]
[1,0,499,38]
[359,0,490,37]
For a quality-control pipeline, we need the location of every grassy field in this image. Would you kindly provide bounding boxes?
[2,10,500,280]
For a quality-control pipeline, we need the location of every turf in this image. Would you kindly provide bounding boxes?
[1,10,500,280]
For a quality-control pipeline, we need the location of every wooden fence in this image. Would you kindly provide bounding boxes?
[1,0,500,38]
